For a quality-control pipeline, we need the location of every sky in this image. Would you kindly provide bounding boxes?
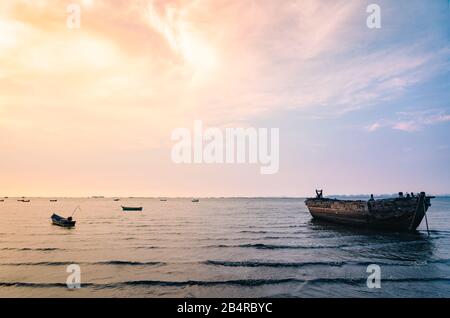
[0,0,449,197]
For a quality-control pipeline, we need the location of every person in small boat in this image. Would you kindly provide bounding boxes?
[406,193,411,198]
[68,217,72,222]
[399,192,404,198]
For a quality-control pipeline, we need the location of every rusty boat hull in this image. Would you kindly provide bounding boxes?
[305,192,433,232]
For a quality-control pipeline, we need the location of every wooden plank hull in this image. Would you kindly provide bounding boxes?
[305,193,432,232]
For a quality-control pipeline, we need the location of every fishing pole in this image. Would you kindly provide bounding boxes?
[71,206,81,218]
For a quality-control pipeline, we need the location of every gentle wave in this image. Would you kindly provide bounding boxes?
[0,247,63,251]
[204,259,450,268]
[207,243,354,249]
[3,277,450,289]
[99,261,164,266]
[0,261,165,266]
[2,259,448,268]
[0,282,95,288]
[204,260,347,267]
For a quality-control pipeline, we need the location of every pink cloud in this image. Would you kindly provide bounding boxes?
[393,121,419,132]
[366,122,381,132]
[424,114,450,124]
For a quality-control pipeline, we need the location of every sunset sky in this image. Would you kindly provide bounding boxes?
[0,0,449,197]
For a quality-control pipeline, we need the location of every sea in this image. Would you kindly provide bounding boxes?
[0,197,449,297]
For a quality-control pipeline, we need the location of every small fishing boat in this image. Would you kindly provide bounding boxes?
[191,199,199,203]
[19,199,30,203]
[160,199,167,201]
[0,199,4,202]
[121,206,143,211]
[113,198,120,201]
[305,190,434,232]
[50,199,58,202]
[51,213,76,228]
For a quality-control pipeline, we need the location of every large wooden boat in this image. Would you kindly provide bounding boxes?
[305,190,434,232]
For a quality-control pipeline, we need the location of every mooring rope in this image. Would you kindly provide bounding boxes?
[423,199,430,236]
[409,195,422,231]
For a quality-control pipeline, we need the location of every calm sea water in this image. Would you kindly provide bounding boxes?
[0,197,449,298]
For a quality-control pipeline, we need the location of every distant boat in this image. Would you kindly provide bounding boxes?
[160,199,167,201]
[18,199,30,202]
[50,199,58,202]
[192,199,199,203]
[91,196,104,199]
[0,199,4,202]
[305,190,434,232]
[51,214,76,228]
[113,198,120,201]
[121,206,143,211]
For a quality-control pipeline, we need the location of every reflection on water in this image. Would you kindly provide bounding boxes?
[0,197,449,297]
[309,218,436,262]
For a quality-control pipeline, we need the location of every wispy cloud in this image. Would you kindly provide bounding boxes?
[395,110,450,132]
[367,109,450,133]
[366,122,381,132]
[424,114,450,125]
[392,121,419,132]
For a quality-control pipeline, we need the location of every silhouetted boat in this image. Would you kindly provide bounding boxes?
[50,199,58,202]
[192,199,199,203]
[160,199,167,201]
[0,199,4,202]
[121,206,143,211]
[51,214,76,228]
[305,190,434,232]
[18,199,30,202]
[113,198,120,201]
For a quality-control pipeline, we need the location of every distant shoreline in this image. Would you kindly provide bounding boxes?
[2,195,450,199]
